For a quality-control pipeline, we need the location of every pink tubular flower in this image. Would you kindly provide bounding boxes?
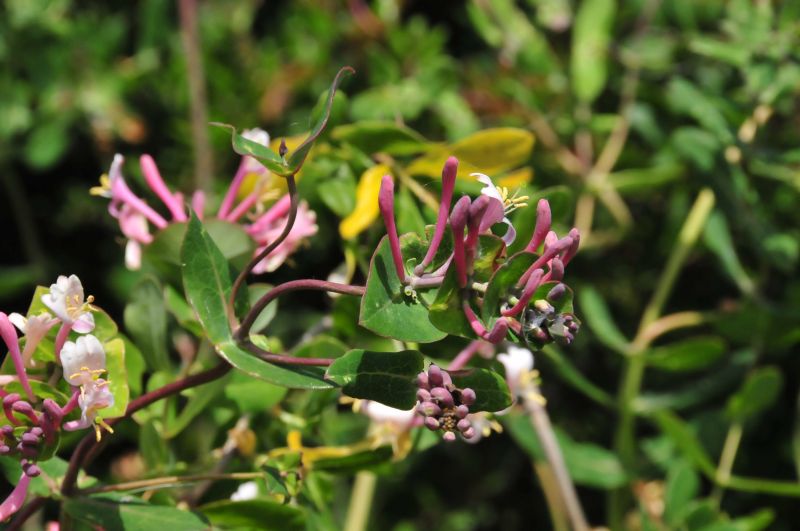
[0,313,34,401]
[378,175,406,282]
[0,472,31,522]
[217,129,271,220]
[140,154,186,221]
[247,195,319,274]
[8,312,58,368]
[416,157,458,275]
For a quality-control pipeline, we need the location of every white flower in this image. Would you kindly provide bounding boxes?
[8,312,58,367]
[474,173,527,245]
[497,344,535,397]
[61,335,106,386]
[230,481,259,501]
[360,401,416,427]
[41,275,95,333]
[463,412,503,444]
[242,128,271,174]
[64,377,114,440]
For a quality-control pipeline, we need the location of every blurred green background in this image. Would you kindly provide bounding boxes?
[2,0,800,529]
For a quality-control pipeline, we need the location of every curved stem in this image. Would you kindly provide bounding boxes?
[61,361,231,496]
[229,175,297,319]
[235,279,365,342]
[238,340,334,367]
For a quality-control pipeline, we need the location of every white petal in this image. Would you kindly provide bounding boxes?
[230,481,259,501]
[501,217,517,245]
[361,401,416,426]
[8,313,26,332]
[71,312,95,334]
[473,173,503,202]
[125,240,142,270]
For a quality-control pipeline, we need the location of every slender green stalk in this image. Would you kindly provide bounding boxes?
[79,472,264,495]
[524,382,590,531]
[533,462,570,531]
[609,189,716,527]
[711,422,743,506]
[344,471,377,531]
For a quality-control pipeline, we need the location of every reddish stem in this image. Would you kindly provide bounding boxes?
[229,174,297,318]
[236,279,365,341]
[61,361,232,496]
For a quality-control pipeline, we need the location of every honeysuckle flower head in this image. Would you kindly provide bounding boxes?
[41,275,95,333]
[474,173,528,245]
[416,365,478,442]
[497,344,535,397]
[8,312,58,367]
[61,334,106,387]
[63,378,114,441]
[117,204,153,270]
[247,195,319,274]
[360,400,416,427]
[230,481,259,502]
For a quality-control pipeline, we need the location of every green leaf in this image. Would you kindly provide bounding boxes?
[63,497,208,531]
[726,366,783,423]
[181,213,235,344]
[212,122,288,175]
[102,338,130,419]
[124,277,169,371]
[647,337,726,372]
[704,211,754,294]
[331,121,429,156]
[224,371,287,413]
[359,235,447,343]
[0,456,80,497]
[24,120,69,169]
[609,164,685,195]
[217,341,332,390]
[449,368,512,412]
[664,459,700,526]
[325,349,424,409]
[539,345,615,408]
[247,283,278,334]
[407,128,535,177]
[292,335,349,359]
[313,446,394,473]
[429,265,474,338]
[287,66,355,171]
[164,284,204,337]
[3,379,69,404]
[505,412,627,489]
[163,375,229,438]
[578,287,629,354]
[571,0,615,103]
[200,499,306,531]
[653,411,716,475]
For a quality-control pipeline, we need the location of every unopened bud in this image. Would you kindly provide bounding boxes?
[460,388,476,406]
[279,139,288,157]
[430,387,455,408]
[547,283,566,301]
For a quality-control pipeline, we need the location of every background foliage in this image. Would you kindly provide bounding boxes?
[1,0,800,529]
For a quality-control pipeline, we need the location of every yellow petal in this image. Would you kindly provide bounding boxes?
[407,128,536,178]
[339,164,391,240]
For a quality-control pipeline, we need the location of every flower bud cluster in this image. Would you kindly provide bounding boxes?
[521,292,581,348]
[415,365,478,442]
